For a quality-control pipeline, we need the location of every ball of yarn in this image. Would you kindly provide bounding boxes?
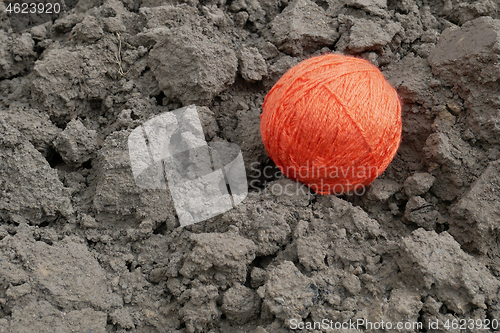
[260,53,402,195]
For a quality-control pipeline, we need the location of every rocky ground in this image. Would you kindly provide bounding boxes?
[1,0,500,332]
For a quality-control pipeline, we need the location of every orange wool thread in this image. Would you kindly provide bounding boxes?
[260,53,402,195]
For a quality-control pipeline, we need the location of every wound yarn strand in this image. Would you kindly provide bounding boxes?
[260,53,402,195]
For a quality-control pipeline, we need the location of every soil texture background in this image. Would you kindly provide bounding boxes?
[1,0,500,332]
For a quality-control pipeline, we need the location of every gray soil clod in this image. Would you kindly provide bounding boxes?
[1,0,500,332]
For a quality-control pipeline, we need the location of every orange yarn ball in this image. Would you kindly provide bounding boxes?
[260,53,402,195]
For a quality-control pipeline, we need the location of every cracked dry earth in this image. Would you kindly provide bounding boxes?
[2,0,500,332]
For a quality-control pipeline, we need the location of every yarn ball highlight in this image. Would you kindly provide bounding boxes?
[260,53,402,195]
